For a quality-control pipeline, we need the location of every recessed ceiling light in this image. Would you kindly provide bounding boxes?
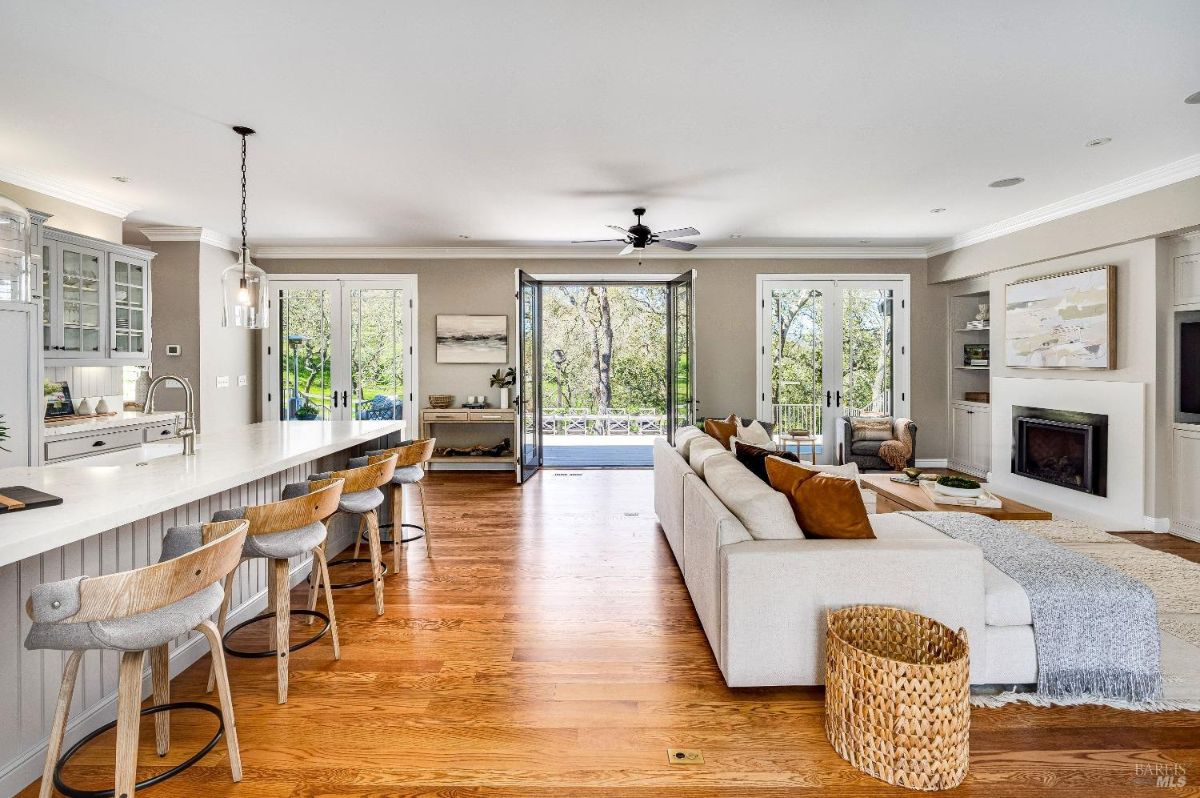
[111,176,131,183]
[858,239,872,244]
[1185,90,1200,105]
[1085,137,1112,147]
[729,233,743,239]
[989,177,1025,188]
[457,234,471,239]
[929,208,946,214]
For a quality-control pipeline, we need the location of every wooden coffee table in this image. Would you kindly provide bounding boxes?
[861,474,1052,521]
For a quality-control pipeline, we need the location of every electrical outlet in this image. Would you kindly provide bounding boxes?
[216,375,230,388]
[237,375,247,387]
[667,749,704,765]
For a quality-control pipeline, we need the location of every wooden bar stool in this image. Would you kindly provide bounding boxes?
[352,438,436,568]
[24,519,248,798]
[208,477,344,704]
[313,452,398,617]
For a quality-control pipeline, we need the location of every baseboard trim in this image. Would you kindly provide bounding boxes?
[1143,516,1172,533]
[915,458,949,468]
[0,559,315,797]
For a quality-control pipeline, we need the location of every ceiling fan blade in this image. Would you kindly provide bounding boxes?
[619,242,636,256]
[656,238,698,252]
[607,225,631,236]
[572,239,627,244]
[653,227,699,238]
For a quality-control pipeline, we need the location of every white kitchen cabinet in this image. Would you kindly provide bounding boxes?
[38,225,154,366]
[1173,428,1200,540]
[948,400,990,478]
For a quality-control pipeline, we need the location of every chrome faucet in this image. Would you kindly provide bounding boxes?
[145,375,197,455]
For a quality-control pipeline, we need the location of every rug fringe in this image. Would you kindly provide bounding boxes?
[970,691,1200,712]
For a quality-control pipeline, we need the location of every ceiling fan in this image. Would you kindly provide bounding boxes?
[572,207,699,255]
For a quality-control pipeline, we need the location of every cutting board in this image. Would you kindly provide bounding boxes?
[0,486,64,514]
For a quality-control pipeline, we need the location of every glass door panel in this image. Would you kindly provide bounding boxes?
[346,284,409,421]
[666,269,696,438]
[516,270,542,483]
[59,245,104,355]
[762,281,834,461]
[840,286,894,418]
[278,285,338,420]
[110,255,149,357]
[41,243,52,350]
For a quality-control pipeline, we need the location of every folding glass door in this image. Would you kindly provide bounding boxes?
[758,278,907,463]
[265,277,416,424]
[666,269,696,439]
[515,270,542,483]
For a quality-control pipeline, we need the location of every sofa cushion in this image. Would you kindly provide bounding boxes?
[704,416,738,449]
[733,417,773,447]
[688,435,728,478]
[869,512,949,540]
[733,441,798,482]
[765,457,874,540]
[702,454,803,540]
[802,461,861,486]
[850,415,894,441]
[674,426,704,457]
[850,440,883,456]
[984,562,1033,627]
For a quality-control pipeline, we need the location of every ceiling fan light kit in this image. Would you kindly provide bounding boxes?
[572,207,700,255]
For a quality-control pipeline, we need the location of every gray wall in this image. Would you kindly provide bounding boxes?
[148,241,202,416]
[262,257,950,458]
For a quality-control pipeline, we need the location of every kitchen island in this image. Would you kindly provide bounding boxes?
[0,419,405,795]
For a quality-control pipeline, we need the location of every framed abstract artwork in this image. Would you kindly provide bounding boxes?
[1004,266,1116,369]
[436,315,508,363]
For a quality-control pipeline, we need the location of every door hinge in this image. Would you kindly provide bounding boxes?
[761,299,765,308]
[901,392,906,401]
[761,392,766,401]
[267,392,272,402]
[901,345,905,355]
[901,299,905,309]
[408,298,413,309]
[409,346,413,355]
[761,346,765,355]
[267,345,271,355]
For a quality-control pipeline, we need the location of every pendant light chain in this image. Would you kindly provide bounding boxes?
[240,131,249,276]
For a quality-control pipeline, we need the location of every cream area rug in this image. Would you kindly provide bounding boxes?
[973,519,1200,711]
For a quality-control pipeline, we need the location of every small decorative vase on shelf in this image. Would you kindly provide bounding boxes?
[499,387,510,409]
[134,368,152,409]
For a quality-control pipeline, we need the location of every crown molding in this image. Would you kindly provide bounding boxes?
[252,244,928,260]
[926,152,1200,257]
[0,165,138,219]
[139,226,239,252]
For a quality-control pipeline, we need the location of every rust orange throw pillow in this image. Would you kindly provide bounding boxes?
[764,457,875,539]
[704,414,739,449]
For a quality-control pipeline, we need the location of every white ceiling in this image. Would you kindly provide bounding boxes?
[1,0,1198,251]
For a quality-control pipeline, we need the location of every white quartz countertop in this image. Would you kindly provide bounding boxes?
[0,420,405,567]
[43,410,182,438]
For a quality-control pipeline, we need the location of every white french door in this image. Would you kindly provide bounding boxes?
[757,276,909,464]
[261,276,418,424]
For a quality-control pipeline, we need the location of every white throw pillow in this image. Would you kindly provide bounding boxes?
[737,418,773,446]
[801,461,861,486]
[729,435,777,452]
[703,453,804,540]
[688,435,728,478]
[673,426,704,457]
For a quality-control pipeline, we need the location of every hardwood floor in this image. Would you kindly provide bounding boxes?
[21,470,1200,797]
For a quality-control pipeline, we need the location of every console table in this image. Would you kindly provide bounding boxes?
[420,408,519,469]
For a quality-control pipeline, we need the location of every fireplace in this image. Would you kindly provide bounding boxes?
[1011,406,1107,496]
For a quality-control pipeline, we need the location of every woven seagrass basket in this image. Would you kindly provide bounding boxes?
[825,605,970,791]
[427,394,454,409]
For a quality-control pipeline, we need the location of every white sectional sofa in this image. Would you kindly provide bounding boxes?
[653,433,1038,687]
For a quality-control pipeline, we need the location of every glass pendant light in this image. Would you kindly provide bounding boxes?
[0,193,32,303]
[221,125,269,329]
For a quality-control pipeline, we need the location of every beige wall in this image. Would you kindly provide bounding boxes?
[146,241,258,431]
[262,257,950,458]
[0,180,125,242]
[928,176,1200,283]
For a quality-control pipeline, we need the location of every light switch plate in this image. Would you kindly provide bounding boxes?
[216,375,230,388]
[237,375,247,387]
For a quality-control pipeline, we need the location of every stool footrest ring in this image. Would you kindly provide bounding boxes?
[370,522,425,544]
[53,701,224,798]
[325,558,389,589]
[222,609,330,658]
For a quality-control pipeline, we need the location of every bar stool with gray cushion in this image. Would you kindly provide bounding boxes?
[207,477,344,704]
[24,519,248,798]
[308,452,398,617]
[349,438,436,569]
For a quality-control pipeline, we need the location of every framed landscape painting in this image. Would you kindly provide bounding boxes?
[1004,266,1116,369]
[436,315,508,363]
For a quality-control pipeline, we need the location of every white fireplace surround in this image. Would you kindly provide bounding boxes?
[989,377,1148,530]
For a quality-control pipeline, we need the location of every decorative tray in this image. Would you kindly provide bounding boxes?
[918,481,1002,509]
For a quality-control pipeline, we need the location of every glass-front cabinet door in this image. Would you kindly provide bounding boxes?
[109,254,150,358]
[47,242,106,358]
[40,242,54,351]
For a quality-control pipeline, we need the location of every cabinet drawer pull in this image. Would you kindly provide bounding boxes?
[92,440,106,447]
[160,429,171,436]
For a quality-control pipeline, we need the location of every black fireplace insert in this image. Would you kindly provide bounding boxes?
[1011,406,1107,496]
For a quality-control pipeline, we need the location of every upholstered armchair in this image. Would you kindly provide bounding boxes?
[837,416,917,471]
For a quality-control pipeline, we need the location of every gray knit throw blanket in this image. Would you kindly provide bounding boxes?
[904,511,1162,701]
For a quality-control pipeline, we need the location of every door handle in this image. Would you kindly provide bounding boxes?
[825,390,831,408]
[836,390,842,408]
[332,392,338,408]
[342,390,348,408]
